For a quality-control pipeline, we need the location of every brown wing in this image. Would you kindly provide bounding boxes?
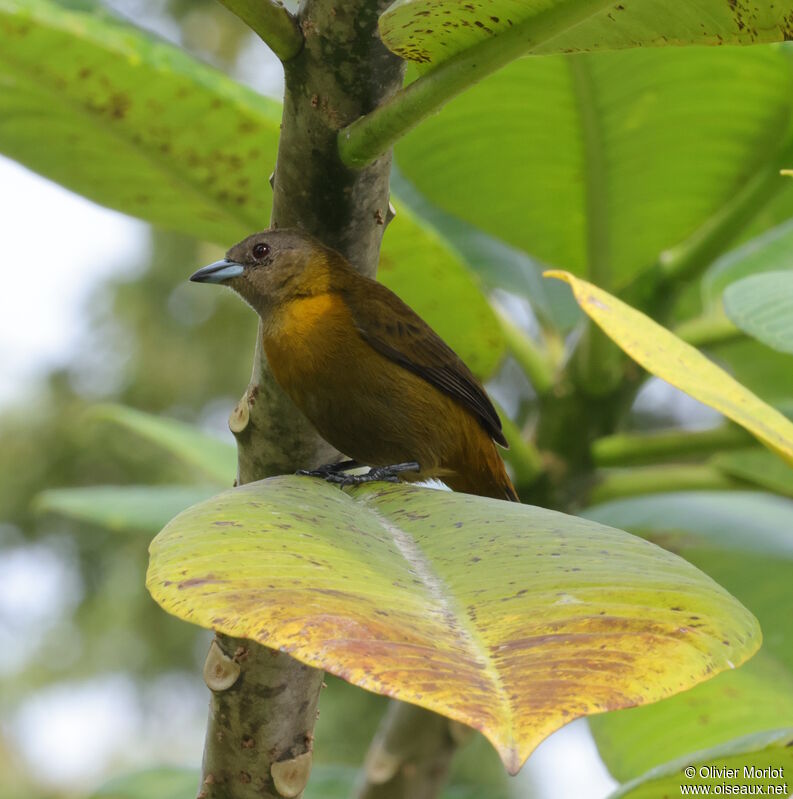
[340,279,507,448]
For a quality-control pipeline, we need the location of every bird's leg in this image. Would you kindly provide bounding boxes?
[357,462,421,484]
[297,461,421,486]
[296,459,361,478]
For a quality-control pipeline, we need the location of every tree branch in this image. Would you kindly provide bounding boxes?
[658,134,793,284]
[586,464,740,505]
[200,1,406,797]
[357,704,470,799]
[673,311,743,348]
[591,426,753,467]
[492,306,555,395]
[199,638,323,799]
[496,403,544,489]
[337,0,614,169]
[217,0,303,62]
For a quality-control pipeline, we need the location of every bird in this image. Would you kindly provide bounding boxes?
[190,229,518,502]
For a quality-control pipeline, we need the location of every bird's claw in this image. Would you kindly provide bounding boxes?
[297,461,420,487]
[296,460,360,479]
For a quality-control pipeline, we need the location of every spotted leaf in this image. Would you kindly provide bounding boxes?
[379,0,793,67]
[147,476,759,773]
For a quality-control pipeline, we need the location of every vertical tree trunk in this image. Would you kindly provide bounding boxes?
[198,2,404,797]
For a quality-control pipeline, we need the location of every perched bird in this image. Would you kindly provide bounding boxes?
[190,229,518,502]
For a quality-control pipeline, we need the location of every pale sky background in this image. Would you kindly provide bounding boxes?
[0,157,146,405]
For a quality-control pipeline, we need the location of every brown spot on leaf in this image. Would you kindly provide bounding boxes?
[178,575,226,589]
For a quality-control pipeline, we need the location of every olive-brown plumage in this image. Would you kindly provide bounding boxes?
[190,229,518,502]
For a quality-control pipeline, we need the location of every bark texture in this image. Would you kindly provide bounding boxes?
[199,638,324,799]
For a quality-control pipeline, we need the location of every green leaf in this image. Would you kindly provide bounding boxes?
[379,0,793,66]
[606,729,793,799]
[395,48,793,288]
[590,653,793,783]
[582,490,793,559]
[305,765,513,799]
[91,767,196,799]
[94,405,237,484]
[723,271,793,354]
[379,203,506,378]
[147,476,759,774]
[91,765,512,799]
[712,448,793,498]
[689,549,793,674]
[303,767,359,799]
[702,219,793,305]
[0,0,280,245]
[390,168,581,331]
[36,485,218,534]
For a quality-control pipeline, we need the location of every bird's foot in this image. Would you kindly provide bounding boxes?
[296,459,361,479]
[351,462,421,485]
[297,461,420,486]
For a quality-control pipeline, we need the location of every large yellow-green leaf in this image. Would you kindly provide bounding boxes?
[547,271,793,465]
[607,729,793,799]
[147,476,759,774]
[590,653,793,782]
[395,49,793,291]
[380,0,793,66]
[0,0,505,375]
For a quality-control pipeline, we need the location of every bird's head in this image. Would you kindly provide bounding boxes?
[189,228,335,316]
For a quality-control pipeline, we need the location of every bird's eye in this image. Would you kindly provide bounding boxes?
[252,242,270,259]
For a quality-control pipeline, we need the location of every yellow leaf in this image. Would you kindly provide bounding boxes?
[545,271,793,466]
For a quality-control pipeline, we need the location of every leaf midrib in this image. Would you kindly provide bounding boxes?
[357,497,515,737]
[568,55,610,288]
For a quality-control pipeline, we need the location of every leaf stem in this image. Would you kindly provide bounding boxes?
[659,135,793,284]
[357,704,462,799]
[673,312,742,348]
[217,0,303,62]
[567,55,624,396]
[337,0,614,168]
[493,307,555,395]
[496,405,544,487]
[587,464,741,504]
[592,426,753,467]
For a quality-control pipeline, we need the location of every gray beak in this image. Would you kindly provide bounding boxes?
[189,259,244,284]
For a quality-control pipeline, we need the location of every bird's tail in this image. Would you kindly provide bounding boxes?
[447,439,520,502]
